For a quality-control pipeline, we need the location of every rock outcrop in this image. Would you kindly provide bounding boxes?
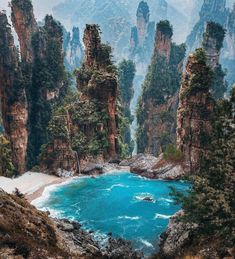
[11,0,37,64]
[63,26,84,72]
[40,25,127,175]
[186,0,235,87]
[158,210,235,259]
[186,0,228,54]
[0,0,69,173]
[177,48,214,172]
[0,190,141,258]
[120,154,185,180]
[26,13,68,168]
[137,20,185,155]
[202,22,227,99]
[0,11,28,174]
[77,24,119,160]
[130,1,155,69]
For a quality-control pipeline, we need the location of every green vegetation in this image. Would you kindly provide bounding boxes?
[182,48,213,98]
[136,24,185,153]
[163,144,183,162]
[157,20,173,38]
[0,135,15,177]
[118,60,135,154]
[203,22,226,51]
[27,15,69,168]
[43,91,110,159]
[212,65,228,99]
[172,87,235,249]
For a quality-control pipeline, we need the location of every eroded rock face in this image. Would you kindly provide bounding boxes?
[137,21,185,155]
[203,22,222,69]
[155,25,172,63]
[78,24,119,160]
[186,0,228,53]
[0,12,28,174]
[177,50,214,172]
[158,211,198,258]
[202,22,226,99]
[63,27,84,71]
[130,1,155,69]
[40,138,78,177]
[120,154,185,180]
[11,0,37,63]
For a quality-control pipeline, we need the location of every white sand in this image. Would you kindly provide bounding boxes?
[0,172,61,196]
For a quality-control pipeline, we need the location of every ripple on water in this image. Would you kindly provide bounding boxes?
[35,172,189,256]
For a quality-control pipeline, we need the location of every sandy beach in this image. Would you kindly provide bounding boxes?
[0,172,69,202]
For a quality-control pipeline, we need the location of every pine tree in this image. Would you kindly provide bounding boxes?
[172,87,235,246]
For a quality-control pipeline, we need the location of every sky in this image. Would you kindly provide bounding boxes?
[0,0,205,21]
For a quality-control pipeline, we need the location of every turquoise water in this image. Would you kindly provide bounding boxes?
[35,172,189,255]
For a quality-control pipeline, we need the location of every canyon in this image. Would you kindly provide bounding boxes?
[0,0,234,258]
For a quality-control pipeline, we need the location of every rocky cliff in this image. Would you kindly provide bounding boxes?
[11,0,37,64]
[63,26,84,72]
[177,48,214,172]
[118,60,136,154]
[130,1,155,70]
[202,22,227,99]
[186,0,235,88]
[40,25,127,175]
[78,24,119,159]
[186,0,228,53]
[137,20,185,155]
[0,0,70,172]
[0,11,28,174]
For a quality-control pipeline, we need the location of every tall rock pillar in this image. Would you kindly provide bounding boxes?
[0,12,28,174]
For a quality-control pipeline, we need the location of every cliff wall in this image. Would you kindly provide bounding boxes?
[0,11,28,174]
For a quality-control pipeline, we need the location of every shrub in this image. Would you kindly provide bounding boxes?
[163,144,183,162]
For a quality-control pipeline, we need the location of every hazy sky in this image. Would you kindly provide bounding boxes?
[0,0,206,21]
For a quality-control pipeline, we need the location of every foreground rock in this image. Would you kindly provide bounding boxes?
[120,154,185,180]
[157,211,235,259]
[0,190,141,258]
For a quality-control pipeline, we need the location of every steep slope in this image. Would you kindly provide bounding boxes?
[10,0,69,169]
[186,0,228,53]
[118,60,136,154]
[202,22,227,99]
[177,48,214,172]
[186,0,235,87]
[130,1,155,68]
[40,25,128,175]
[0,190,141,258]
[137,20,185,155]
[0,11,28,174]
[63,26,84,72]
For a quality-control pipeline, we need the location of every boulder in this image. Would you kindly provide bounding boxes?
[120,154,185,180]
[159,211,198,257]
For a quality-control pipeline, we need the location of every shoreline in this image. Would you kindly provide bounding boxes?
[0,172,72,203]
[26,177,68,202]
[0,167,131,205]
[30,167,131,204]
